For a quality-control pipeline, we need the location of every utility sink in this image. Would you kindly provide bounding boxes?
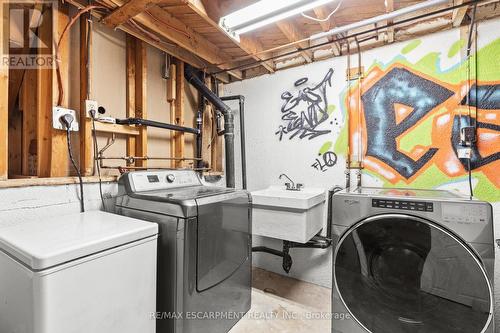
[251,186,326,243]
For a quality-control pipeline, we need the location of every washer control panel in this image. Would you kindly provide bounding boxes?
[442,202,489,224]
[372,198,433,212]
[128,170,201,192]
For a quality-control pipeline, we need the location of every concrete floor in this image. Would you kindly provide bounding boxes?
[230,268,331,333]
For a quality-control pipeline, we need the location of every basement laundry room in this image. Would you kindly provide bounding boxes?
[0,0,499,332]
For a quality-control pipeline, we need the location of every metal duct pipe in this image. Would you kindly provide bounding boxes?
[184,64,235,188]
[221,95,247,190]
[310,0,449,40]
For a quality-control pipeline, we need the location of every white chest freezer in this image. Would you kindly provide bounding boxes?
[0,211,158,333]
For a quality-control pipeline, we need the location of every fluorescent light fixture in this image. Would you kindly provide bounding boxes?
[220,0,336,40]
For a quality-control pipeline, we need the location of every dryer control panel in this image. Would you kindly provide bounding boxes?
[127,170,202,192]
[372,198,433,212]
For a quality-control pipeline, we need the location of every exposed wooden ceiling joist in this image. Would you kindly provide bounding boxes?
[312,6,341,56]
[102,0,162,28]
[104,0,243,80]
[276,20,313,63]
[452,0,469,26]
[196,0,276,72]
[66,0,240,81]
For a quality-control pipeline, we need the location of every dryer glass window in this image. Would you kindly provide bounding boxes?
[334,215,491,333]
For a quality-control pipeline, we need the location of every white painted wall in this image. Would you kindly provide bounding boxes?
[0,182,117,222]
[225,18,500,324]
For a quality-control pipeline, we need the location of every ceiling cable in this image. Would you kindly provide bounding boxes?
[301,0,343,22]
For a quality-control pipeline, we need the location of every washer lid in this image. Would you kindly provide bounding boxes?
[0,211,158,270]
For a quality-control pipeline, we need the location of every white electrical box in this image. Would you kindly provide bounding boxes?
[52,107,79,132]
[85,99,98,117]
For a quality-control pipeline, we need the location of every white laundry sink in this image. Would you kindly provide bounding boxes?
[251,186,326,243]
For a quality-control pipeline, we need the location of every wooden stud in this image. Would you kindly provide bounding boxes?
[80,14,93,176]
[0,2,8,180]
[87,119,141,136]
[167,63,176,168]
[126,35,137,164]
[134,39,147,168]
[166,63,176,103]
[171,59,185,168]
[21,69,37,176]
[50,4,70,177]
[36,6,52,177]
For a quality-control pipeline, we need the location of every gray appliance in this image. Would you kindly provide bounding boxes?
[114,170,252,333]
[331,187,494,333]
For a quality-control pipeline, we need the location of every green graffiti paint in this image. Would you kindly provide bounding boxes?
[334,38,500,201]
[319,141,333,155]
[401,40,422,54]
[327,104,336,115]
[448,39,465,58]
[399,107,447,154]
[334,120,349,156]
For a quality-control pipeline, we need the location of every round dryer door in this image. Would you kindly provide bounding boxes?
[334,214,492,333]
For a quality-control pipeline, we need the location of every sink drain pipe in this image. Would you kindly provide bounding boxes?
[252,186,343,273]
[221,95,247,190]
[185,65,235,188]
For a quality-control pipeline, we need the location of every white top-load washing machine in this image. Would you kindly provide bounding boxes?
[331,188,494,333]
[0,211,158,333]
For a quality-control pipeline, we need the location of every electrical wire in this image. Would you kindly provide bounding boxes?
[465,3,477,200]
[55,5,108,106]
[91,116,107,211]
[301,0,343,22]
[66,128,86,213]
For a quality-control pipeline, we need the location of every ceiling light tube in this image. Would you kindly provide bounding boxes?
[220,0,336,40]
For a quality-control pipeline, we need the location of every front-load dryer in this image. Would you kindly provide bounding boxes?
[331,187,494,333]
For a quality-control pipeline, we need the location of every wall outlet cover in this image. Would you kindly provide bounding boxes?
[52,107,79,132]
[457,147,472,159]
[85,99,98,117]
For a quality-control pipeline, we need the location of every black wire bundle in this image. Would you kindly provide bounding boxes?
[66,128,85,212]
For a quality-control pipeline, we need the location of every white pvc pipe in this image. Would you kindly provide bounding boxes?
[310,0,450,40]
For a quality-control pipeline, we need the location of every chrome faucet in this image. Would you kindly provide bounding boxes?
[279,173,303,191]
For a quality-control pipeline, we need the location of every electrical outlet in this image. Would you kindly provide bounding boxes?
[85,99,98,118]
[460,126,476,145]
[457,147,472,159]
[52,107,79,132]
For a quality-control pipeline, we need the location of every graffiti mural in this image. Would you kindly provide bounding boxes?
[276,68,334,141]
[336,39,500,201]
